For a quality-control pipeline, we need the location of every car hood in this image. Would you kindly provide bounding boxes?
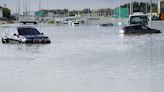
[151,29,161,33]
[23,35,49,39]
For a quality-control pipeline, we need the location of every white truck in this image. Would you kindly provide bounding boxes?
[19,15,38,24]
[129,12,149,25]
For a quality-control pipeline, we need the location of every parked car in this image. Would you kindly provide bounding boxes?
[2,26,51,44]
[119,24,161,34]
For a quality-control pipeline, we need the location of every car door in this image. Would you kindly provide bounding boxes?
[9,28,20,41]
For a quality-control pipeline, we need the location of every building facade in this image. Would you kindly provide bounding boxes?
[0,9,3,18]
[112,7,129,18]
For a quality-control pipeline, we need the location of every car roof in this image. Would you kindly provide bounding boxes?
[6,25,35,29]
[17,26,35,29]
[124,24,145,28]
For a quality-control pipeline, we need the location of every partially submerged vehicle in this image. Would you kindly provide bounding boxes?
[99,23,114,27]
[2,26,51,44]
[119,24,161,34]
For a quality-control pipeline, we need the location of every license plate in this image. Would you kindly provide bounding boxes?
[33,39,47,43]
[33,39,39,43]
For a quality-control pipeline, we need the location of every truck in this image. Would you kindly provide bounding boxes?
[19,15,38,24]
[129,12,149,25]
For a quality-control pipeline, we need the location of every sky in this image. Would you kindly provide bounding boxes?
[0,0,159,13]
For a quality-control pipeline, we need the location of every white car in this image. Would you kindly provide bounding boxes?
[2,26,51,44]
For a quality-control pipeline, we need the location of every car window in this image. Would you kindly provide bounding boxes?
[18,28,41,35]
[130,16,148,25]
[141,26,149,30]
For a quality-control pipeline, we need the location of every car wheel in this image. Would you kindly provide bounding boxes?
[34,22,37,25]
[2,39,9,43]
[2,39,5,43]
[19,41,23,44]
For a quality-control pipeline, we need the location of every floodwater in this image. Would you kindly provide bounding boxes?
[0,22,164,92]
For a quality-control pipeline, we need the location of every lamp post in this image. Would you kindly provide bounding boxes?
[146,2,148,14]
[39,0,41,23]
[130,0,133,15]
[150,0,152,27]
[18,0,20,22]
[39,0,41,11]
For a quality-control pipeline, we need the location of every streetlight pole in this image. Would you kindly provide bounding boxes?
[146,2,148,14]
[18,0,20,22]
[130,0,133,15]
[39,0,41,11]
[39,0,41,22]
[150,0,152,27]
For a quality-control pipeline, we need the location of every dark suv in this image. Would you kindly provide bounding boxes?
[2,26,51,44]
[120,24,161,34]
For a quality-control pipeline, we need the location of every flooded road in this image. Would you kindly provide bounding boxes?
[0,22,164,92]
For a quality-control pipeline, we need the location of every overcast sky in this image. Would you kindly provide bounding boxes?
[0,0,159,13]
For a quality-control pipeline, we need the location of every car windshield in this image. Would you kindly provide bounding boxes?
[18,28,41,35]
[130,16,148,25]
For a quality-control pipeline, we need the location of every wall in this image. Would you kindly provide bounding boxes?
[112,7,129,18]
[0,9,3,18]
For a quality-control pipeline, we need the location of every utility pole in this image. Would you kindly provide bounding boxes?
[18,0,20,22]
[39,0,41,11]
[25,0,28,16]
[39,0,41,23]
[150,0,152,28]
[119,0,121,19]
[146,2,148,14]
[130,0,133,15]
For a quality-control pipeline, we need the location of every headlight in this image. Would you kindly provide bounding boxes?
[119,30,125,34]
[21,38,27,42]
[20,36,27,42]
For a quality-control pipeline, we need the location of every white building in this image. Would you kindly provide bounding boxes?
[47,12,54,18]
[0,9,3,18]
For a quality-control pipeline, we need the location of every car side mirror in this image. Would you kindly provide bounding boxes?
[14,33,19,37]
[148,28,151,30]
[14,33,17,36]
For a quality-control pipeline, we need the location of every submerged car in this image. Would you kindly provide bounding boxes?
[99,23,113,27]
[2,26,51,44]
[119,24,161,34]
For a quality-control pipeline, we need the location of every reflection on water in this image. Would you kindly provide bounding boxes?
[0,22,164,92]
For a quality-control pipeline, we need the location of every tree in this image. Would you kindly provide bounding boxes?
[2,7,11,19]
[82,8,91,14]
[120,2,158,14]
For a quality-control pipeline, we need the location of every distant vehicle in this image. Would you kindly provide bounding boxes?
[2,26,51,44]
[129,12,149,25]
[119,24,161,34]
[70,20,86,26]
[99,23,113,27]
[71,21,80,26]
[19,16,38,24]
[87,17,100,20]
